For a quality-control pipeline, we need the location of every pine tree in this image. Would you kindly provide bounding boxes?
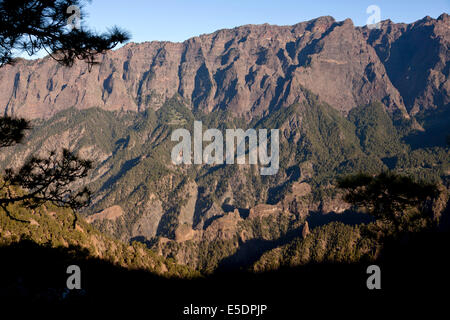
[0,0,129,223]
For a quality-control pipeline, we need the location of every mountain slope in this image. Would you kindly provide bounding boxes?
[1,92,448,274]
[0,14,449,273]
[0,184,196,278]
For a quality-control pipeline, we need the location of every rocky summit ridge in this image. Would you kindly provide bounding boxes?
[0,14,448,120]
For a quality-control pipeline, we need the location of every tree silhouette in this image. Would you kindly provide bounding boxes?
[0,0,130,67]
[0,0,129,224]
[0,116,31,147]
[337,172,440,234]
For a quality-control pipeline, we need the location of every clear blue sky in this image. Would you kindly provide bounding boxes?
[82,0,449,43]
[21,0,449,59]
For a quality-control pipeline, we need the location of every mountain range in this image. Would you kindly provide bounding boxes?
[1,14,448,119]
[0,14,449,272]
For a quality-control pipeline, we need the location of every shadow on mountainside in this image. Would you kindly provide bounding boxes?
[216,210,374,272]
[216,224,306,272]
[1,230,449,315]
[306,210,375,228]
[403,105,450,149]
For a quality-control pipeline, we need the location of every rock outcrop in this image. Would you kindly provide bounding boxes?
[302,221,310,239]
[85,205,124,223]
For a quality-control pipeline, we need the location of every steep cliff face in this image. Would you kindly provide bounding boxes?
[362,13,450,115]
[0,14,448,273]
[2,15,448,120]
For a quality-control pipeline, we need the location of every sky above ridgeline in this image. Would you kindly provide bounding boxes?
[83,0,449,42]
[21,0,450,59]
